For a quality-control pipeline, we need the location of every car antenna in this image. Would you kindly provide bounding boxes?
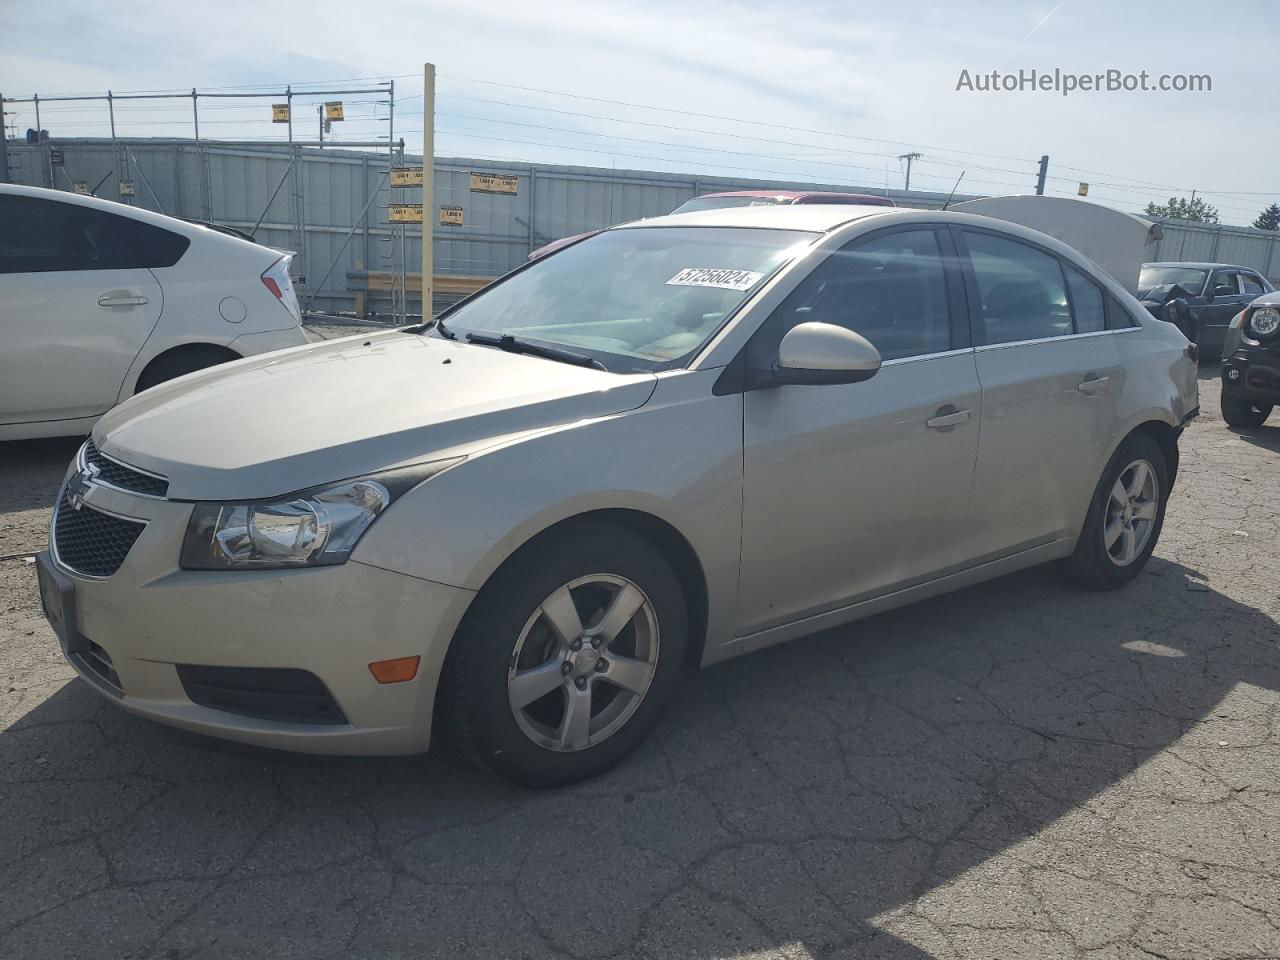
[941,172,965,211]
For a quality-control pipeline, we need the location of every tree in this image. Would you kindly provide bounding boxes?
[1145,196,1220,224]
[1253,203,1280,231]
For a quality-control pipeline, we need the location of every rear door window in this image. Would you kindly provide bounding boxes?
[1105,294,1141,329]
[963,232,1072,345]
[1240,273,1265,296]
[1064,266,1106,334]
[0,194,190,274]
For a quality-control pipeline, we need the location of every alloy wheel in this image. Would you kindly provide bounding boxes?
[506,574,660,752]
[1103,458,1160,567]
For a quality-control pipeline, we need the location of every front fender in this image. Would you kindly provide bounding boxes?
[353,369,745,653]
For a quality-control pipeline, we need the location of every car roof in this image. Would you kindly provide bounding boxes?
[699,190,889,201]
[616,203,902,232]
[1143,261,1253,271]
[0,182,281,259]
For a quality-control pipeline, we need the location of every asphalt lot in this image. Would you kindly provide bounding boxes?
[2,363,1279,960]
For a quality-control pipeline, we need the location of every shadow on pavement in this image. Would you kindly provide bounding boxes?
[0,438,81,518]
[3,551,1278,958]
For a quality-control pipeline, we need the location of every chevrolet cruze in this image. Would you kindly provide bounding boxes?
[37,204,1199,787]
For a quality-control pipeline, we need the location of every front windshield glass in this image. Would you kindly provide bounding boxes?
[439,226,815,371]
[669,196,790,214]
[1139,266,1207,294]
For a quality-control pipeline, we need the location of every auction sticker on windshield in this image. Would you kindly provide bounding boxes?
[667,268,764,291]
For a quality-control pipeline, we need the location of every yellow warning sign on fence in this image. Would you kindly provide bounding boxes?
[324,101,344,122]
[272,104,290,123]
[1077,182,1090,196]
[439,205,464,225]
[391,166,424,187]
[119,180,136,197]
[73,181,89,196]
[469,172,518,195]
[388,203,423,223]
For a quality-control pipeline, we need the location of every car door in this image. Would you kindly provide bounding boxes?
[0,193,164,425]
[1199,270,1250,351]
[737,226,981,635]
[957,228,1125,560]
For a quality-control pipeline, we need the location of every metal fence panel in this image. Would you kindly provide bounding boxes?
[14,139,1280,315]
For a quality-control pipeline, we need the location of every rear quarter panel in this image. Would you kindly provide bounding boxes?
[118,231,302,396]
[1069,308,1196,532]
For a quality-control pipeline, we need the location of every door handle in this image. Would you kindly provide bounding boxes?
[1077,375,1110,395]
[926,407,972,429]
[98,295,148,307]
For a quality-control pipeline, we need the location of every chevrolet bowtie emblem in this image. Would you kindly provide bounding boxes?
[66,462,100,511]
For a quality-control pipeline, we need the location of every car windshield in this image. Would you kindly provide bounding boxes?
[669,196,791,214]
[1139,266,1207,294]
[438,226,815,371]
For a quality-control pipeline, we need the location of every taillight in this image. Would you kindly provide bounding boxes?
[1185,342,1199,365]
[260,256,301,320]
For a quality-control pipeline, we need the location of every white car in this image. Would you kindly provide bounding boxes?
[38,204,1198,787]
[0,184,309,442]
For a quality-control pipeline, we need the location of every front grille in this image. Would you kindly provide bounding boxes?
[84,439,169,498]
[176,665,348,725]
[72,641,123,694]
[53,490,146,577]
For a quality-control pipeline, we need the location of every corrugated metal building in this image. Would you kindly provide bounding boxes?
[8,139,1280,316]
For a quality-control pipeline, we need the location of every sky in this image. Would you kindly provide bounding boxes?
[3,0,1278,225]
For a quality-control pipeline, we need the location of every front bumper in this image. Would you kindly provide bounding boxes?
[1222,345,1280,404]
[43,480,474,755]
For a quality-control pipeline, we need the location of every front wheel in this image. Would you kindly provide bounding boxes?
[1220,388,1273,428]
[444,522,687,787]
[1059,433,1169,590]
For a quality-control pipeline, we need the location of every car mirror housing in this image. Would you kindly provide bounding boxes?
[770,321,882,386]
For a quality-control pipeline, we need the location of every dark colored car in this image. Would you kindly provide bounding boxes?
[528,191,896,260]
[1220,291,1280,427]
[1138,262,1273,355]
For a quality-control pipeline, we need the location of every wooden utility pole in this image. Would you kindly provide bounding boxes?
[898,152,921,192]
[422,63,435,320]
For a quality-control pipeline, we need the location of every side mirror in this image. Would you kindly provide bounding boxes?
[771,321,882,386]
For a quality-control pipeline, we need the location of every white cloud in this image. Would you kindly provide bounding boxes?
[6,0,1278,223]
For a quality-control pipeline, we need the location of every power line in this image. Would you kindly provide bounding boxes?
[436,74,1043,166]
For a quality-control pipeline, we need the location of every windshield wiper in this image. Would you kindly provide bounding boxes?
[464,332,607,370]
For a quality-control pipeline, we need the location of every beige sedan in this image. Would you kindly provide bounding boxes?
[38,204,1198,786]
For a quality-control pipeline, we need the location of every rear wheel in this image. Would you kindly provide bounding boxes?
[135,345,239,393]
[1220,388,1272,428]
[1059,433,1169,590]
[444,522,687,787]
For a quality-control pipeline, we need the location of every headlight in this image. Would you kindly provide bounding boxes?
[1249,306,1280,339]
[180,460,459,570]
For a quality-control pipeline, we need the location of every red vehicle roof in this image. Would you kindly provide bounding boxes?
[700,190,895,206]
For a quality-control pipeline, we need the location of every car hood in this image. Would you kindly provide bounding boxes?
[95,331,657,500]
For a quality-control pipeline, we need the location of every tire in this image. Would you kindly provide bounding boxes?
[444,521,688,788]
[134,346,238,393]
[1220,388,1272,428]
[1059,433,1169,591]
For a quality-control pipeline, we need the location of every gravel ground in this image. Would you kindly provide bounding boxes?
[1,364,1279,960]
